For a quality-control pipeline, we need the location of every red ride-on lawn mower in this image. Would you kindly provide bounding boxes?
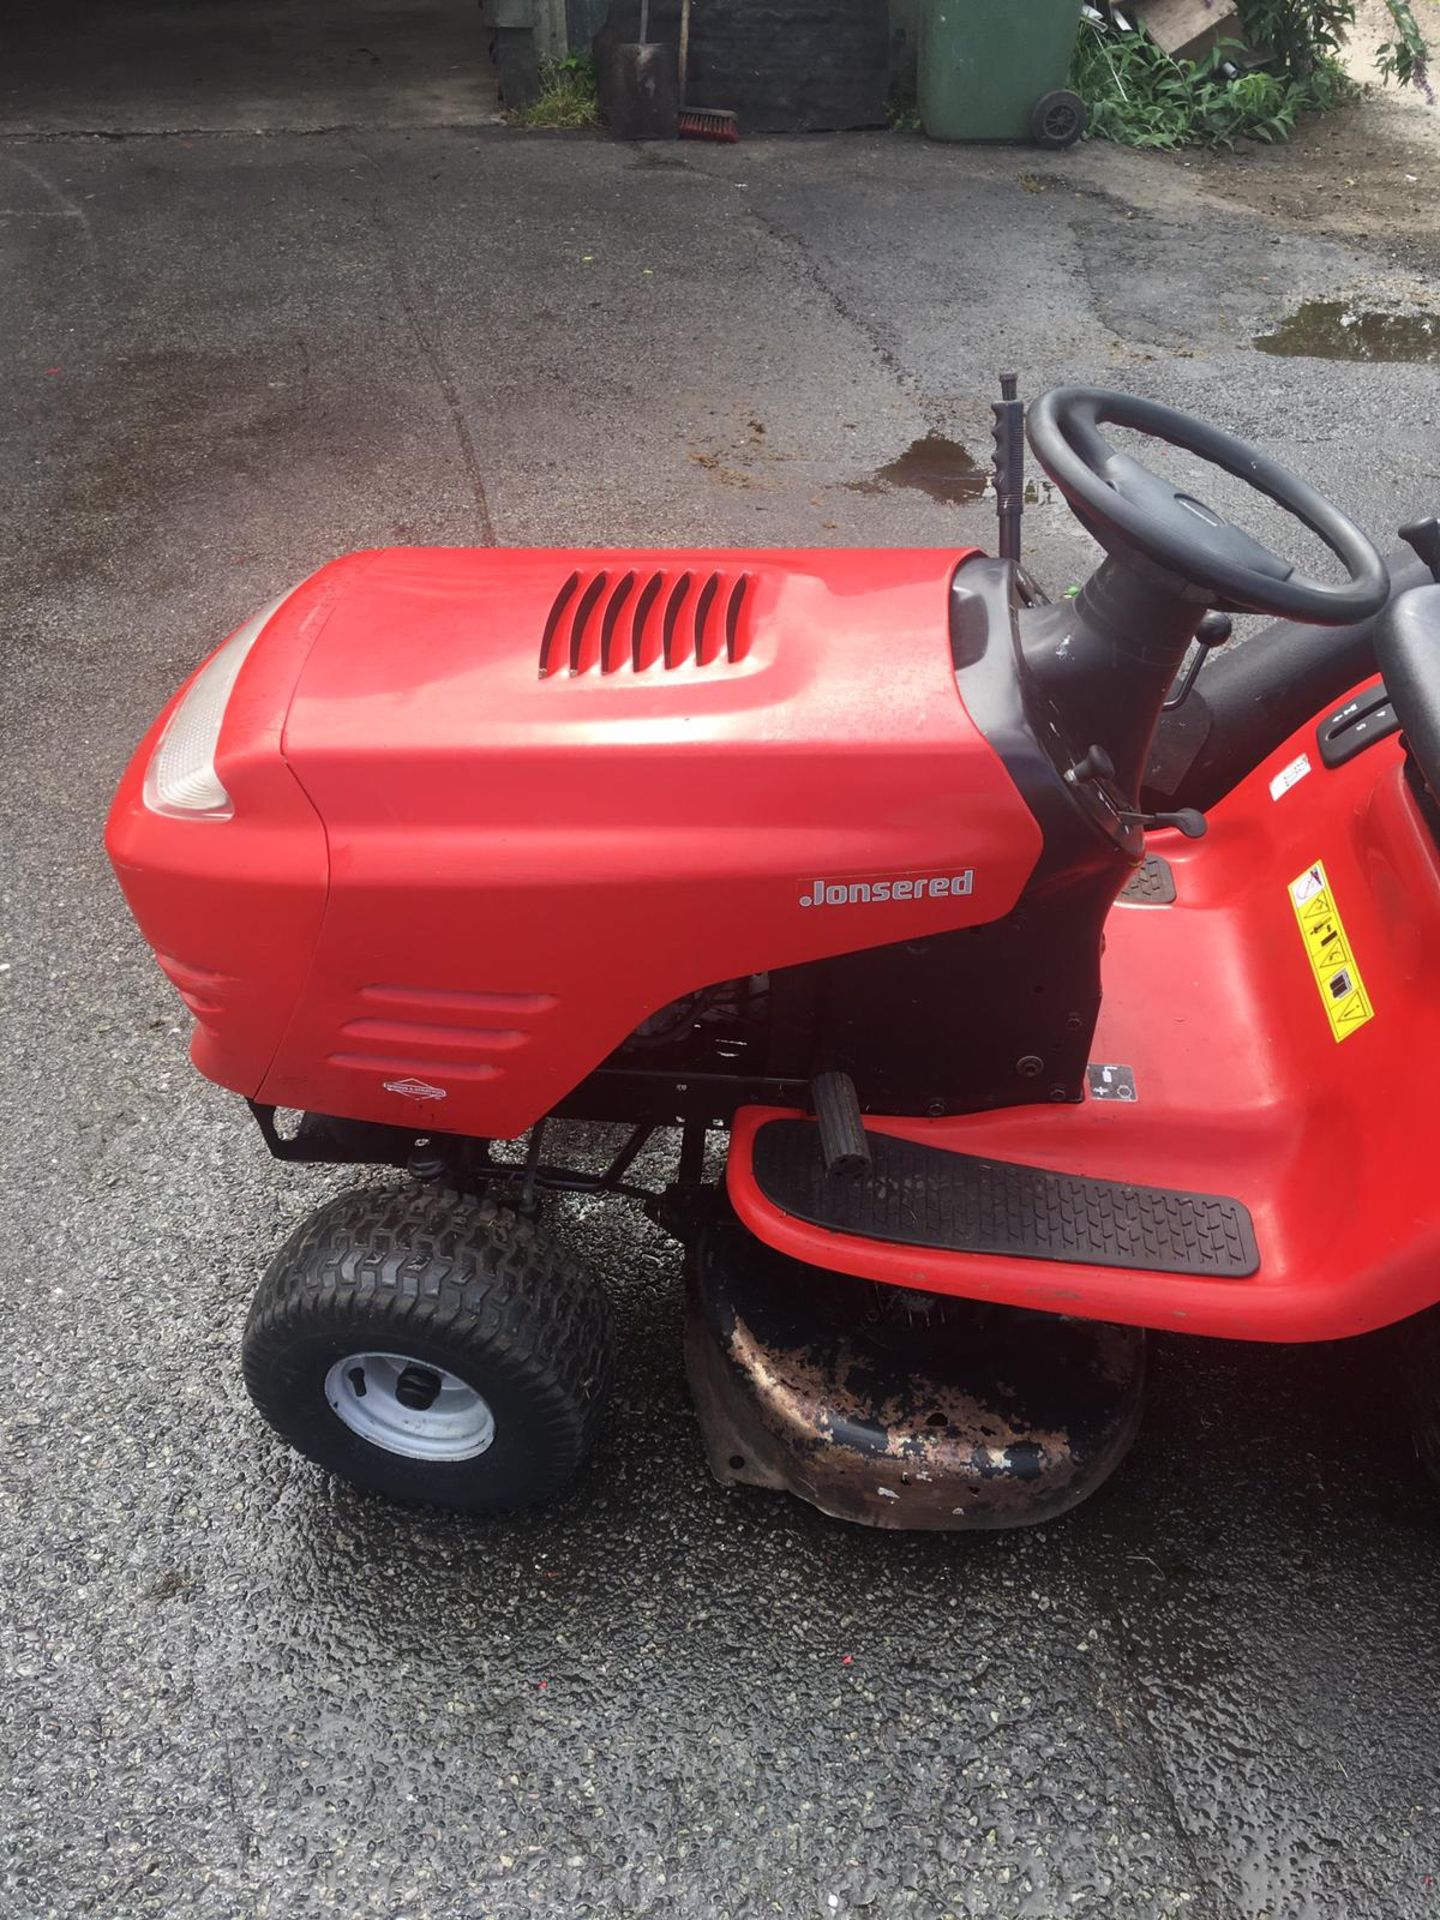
[108,385,1440,1526]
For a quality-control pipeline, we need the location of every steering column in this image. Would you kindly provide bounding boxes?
[1019,387,1390,818]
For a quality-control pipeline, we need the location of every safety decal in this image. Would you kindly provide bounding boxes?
[1269,752,1312,802]
[1288,861,1374,1042]
[1087,1064,1137,1102]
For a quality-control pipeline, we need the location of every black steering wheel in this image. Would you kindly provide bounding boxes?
[1027,387,1388,626]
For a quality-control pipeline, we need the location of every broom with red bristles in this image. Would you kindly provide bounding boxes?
[676,0,739,140]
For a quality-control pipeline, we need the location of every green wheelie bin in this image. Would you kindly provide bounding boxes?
[918,0,1087,147]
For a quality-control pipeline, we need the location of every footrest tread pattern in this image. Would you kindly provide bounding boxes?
[751,1120,1258,1278]
[1117,853,1176,905]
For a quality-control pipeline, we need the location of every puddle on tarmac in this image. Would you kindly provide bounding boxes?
[1254,300,1440,362]
[856,434,991,505]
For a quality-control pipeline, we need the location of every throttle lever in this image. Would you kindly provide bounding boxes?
[1120,807,1208,839]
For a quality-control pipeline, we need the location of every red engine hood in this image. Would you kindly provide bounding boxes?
[260,546,1043,1135]
[118,544,1044,1138]
[282,545,984,758]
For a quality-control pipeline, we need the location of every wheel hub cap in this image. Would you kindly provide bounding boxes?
[324,1351,496,1462]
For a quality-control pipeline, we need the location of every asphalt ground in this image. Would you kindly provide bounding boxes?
[4,22,1440,1917]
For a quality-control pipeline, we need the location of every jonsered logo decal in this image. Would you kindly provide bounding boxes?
[799,870,975,909]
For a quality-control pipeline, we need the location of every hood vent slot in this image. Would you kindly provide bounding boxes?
[540,568,752,677]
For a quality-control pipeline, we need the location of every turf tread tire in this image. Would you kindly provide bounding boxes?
[241,1186,611,1512]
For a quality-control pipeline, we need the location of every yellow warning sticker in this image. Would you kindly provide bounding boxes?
[1288,860,1375,1042]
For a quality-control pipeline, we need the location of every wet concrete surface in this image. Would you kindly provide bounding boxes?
[857,434,990,506]
[1255,298,1440,363]
[4,44,1440,1920]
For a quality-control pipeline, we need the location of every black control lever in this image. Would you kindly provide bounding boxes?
[812,1070,872,1179]
[1163,611,1233,712]
[1064,743,1207,836]
[1120,807,1208,838]
[1400,517,1440,584]
[1065,743,1115,788]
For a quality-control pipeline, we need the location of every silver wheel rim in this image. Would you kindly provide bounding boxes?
[324,1351,496,1462]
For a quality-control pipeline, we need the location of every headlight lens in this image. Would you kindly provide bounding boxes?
[143,593,289,818]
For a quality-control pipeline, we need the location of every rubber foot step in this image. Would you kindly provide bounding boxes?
[1117,854,1176,905]
[751,1119,1258,1278]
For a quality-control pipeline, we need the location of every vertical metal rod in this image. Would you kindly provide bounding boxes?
[520,1118,547,1211]
[992,372,1025,566]
[603,1124,652,1185]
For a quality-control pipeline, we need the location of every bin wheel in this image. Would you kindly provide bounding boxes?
[1031,89,1086,149]
[241,1186,612,1513]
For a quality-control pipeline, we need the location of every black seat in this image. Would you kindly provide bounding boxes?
[1376,585,1440,797]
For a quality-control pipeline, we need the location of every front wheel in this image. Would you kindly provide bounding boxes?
[241,1186,611,1512]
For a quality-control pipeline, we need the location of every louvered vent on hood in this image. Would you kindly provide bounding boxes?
[539,568,753,677]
